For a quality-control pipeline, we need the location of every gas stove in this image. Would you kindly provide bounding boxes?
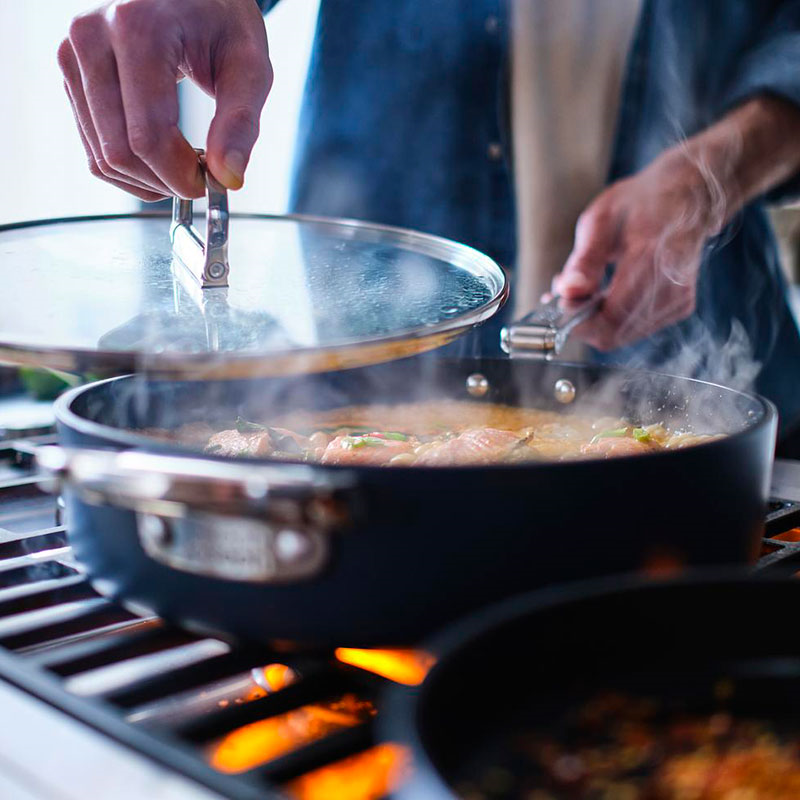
[0,415,799,799]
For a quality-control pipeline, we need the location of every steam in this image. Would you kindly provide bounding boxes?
[643,318,760,393]
[586,7,783,421]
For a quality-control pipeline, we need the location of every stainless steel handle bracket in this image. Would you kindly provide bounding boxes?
[37,446,355,584]
[170,150,230,289]
[136,511,329,584]
[500,294,604,360]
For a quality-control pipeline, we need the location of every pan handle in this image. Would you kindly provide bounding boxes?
[170,149,230,289]
[36,446,355,584]
[500,293,604,360]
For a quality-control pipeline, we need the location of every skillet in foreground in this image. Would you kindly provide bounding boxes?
[385,574,800,798]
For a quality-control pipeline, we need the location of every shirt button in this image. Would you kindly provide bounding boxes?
[487,141,503,161]
[485,15,499,34]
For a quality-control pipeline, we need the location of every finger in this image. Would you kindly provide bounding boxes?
[575,257,696,350]
[582,295,695,351]
[68,12,172,195]
[574,256,656,350]
[108,4,204,198]
[74,111,167,202]
[205,34,272,189]
[555,198,623,300]
[59,36,163,197]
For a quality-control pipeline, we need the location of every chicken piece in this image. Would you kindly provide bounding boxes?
[267,427,310,453]
[205,429,274,458]
[174,422,218,447]
[580,436,654,458]
[320,434,414,466]
[415,428,524,466]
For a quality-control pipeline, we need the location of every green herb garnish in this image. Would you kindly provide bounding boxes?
[632,427,651,442]
[235,417,269,434]
[342,435,386,449]
[591,427,630,443]
[381,432,408,441]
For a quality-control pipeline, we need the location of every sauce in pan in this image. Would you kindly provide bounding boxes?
[146,400,721,465]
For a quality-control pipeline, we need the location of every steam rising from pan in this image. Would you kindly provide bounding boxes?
[89,354,762,457]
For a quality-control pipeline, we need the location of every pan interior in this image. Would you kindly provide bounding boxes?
[65,356,765,457]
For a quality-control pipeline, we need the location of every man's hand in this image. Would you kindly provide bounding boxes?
[553,96,800,350]
[58,0,272,201]
[551,148,716,350]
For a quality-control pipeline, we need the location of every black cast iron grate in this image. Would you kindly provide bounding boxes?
[0,435,799,800]
[0,438,416,800]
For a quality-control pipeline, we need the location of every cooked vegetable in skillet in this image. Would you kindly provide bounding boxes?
[456,688,800,799]
[146,400,722,465]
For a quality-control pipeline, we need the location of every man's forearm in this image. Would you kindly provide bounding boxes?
[683,95,800,226]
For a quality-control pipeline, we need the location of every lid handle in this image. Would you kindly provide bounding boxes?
[170,150,230,288]
[500,293,604,360]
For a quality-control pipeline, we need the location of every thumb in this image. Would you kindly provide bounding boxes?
[206,41,273,190]
[555,200,621,299]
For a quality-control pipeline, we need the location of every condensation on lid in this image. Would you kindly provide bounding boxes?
[0,213,507,379]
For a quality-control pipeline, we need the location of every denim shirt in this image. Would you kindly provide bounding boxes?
[262,0,800,433]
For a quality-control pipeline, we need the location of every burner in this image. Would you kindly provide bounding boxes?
[0,438,419,799]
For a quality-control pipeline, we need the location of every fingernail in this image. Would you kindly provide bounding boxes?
[220,150,246,189]
[563,274,592,294]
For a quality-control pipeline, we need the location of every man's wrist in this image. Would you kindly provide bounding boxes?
[686,95,800,222]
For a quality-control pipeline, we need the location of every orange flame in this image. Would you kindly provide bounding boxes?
[208,694,375,774]
[259,663,298,692]
[334,648,435,685]
[771,528,800,543]
[285,743,412,800]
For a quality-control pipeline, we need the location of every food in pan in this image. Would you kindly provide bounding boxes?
[148,400,720,465]
[456,689,800,799]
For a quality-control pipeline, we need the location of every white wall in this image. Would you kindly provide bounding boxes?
[0,0,319,225]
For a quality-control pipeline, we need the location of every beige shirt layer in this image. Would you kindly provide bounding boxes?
[511,0,642,316]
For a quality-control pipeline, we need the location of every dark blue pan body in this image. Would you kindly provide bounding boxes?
[55,357,776,647]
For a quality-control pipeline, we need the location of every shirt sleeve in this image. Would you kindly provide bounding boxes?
[721,1,800,203]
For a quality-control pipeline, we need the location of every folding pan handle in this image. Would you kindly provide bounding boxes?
[500,293,604,360]
[170,149,230,288]
[36,446,355,584]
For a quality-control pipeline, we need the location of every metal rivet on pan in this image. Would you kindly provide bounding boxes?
[554,378,576,404]
[466,373,489,397]
[275,530,311,563]
[207,261,226,279]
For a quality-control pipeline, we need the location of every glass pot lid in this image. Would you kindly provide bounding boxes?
[0,160,507,380]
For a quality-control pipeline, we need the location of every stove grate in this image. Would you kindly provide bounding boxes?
[0,440,410,800]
